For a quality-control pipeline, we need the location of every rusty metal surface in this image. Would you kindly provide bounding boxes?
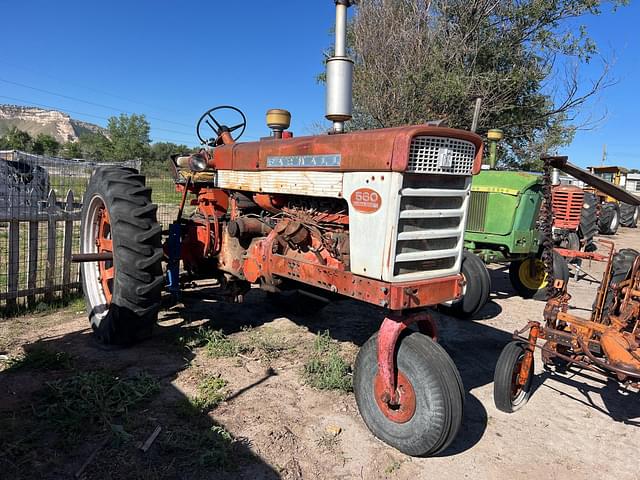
[552,185,584,230]
[71,252,114,262]
[513,239,640,393]
[375,312,436,413]
[208,125,484,174]
[549,156,640,206]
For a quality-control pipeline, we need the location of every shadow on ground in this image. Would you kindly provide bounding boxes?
[0,319,280,479]
[3,278,637,479]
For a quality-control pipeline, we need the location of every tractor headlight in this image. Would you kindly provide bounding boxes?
[188,154,207,172]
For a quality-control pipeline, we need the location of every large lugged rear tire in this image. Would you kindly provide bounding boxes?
[354,331,464,456]
[80,166,163,345]
[620,203,638,228]
[441,251,490,319]
[597,202,620,235]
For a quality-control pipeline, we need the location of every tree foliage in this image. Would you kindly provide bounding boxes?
[346,0,627,169]
[0,126,33,151]
[1,113,193,164]
[107,113,151,162]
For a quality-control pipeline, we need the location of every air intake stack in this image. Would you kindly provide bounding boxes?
[325,0,353,133]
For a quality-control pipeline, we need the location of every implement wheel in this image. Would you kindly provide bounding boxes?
[509,252,568,300]
[353,331,464,456]
[80,166,163,345]
[493,341,534,413]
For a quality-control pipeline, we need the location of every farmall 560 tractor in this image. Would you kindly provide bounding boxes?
[76,1,485,456]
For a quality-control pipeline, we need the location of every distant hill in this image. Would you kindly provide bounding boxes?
[0,104,107,143]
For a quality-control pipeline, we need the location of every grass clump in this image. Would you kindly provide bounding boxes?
[38,370,159,437]
[2,346,73,372]
[180,327,242,358]
[161,425,235,471]
[242,325,289,360]
[192,374,228,412]
[304,330,352,392]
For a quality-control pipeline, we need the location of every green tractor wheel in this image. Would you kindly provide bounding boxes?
[508,252,569,300]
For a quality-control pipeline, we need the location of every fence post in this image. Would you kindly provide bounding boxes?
[62,190,74,298]
[44,189,57,303]
[7,218,20,310]
[27,190,39,307]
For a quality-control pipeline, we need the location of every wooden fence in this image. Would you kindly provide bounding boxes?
[0,189,81,311]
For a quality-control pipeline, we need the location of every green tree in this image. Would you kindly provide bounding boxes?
[1,127,33,151]
[149,142,191,163]
[344,0,627,170]
[77,132,113,161]
[31,133,61,156]
[60,141,83,159]
[107,113,151,162]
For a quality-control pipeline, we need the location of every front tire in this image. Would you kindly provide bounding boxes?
[353,331,464,456]
[441,251,490,319]
[80,166,163,345]
[493,341,534,413]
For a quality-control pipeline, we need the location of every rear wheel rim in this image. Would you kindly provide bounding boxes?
[82,195,113,320]
[611,211,618,230]
[373,370,417,423]
[519,259,547,291]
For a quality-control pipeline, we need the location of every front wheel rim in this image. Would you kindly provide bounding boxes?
[82,195,114,321]
[373,370,417,423]
[510,350,531,406]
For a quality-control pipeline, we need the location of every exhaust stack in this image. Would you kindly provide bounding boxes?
[325,0,353,133]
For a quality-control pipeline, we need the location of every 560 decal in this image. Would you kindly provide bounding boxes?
[350,188,381,213]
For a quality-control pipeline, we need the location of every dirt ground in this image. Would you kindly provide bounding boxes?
[1,228,639,479]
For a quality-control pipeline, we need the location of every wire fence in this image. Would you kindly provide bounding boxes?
[0,150,179,315]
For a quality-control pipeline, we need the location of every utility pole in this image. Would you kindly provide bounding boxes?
[601,144,607,166]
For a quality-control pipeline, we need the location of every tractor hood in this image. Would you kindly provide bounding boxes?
[471,170,540,196]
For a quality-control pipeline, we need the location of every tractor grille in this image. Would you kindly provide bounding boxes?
[552,185,584,230]
[392,174,471,280]
[408,136,476,175]
[466,191,488,232]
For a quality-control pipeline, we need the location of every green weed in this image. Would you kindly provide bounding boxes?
[160,425,235,471]
[38,370,159,437]
[192,375,228,412]
[303,330,352,392]
[243,326,289,360]
[2,346,73,372]
[179,327,243,358]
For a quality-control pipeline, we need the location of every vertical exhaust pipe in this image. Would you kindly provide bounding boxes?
[325,0,353,133]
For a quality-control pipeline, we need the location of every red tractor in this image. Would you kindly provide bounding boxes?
[76,1,484,456]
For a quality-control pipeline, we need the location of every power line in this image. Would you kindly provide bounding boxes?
[0,95,196,139]
[0,57,188,117]
[0,95,196,145]
[0,77,194,129]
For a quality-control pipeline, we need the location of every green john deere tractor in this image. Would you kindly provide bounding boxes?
[460,129,574,303]
[464,168,570,300]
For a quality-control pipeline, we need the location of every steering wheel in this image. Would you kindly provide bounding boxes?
[196,105,247,146]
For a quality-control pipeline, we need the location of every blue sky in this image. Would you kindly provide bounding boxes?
[1,1,638,169]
